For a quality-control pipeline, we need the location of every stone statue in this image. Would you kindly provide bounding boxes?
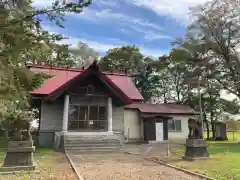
[10,120,32,141]
[188,118,203,139]
[8,110,33,141]
[183,117,209,160]
[0,110,35,172]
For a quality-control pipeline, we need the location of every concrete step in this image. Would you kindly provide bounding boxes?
[64,143,120,147]
[65,147,121,154]
[65,141,119,144]
[64,135,117,140]
[63,134,121,153]
[64,139,120,143]
[65,146,119,150]
[64,142,120,146]
[65,149,120,154]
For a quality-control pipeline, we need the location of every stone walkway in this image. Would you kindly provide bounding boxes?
[68,152,202,180]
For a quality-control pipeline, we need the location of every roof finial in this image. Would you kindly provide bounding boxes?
[88,60,99,72]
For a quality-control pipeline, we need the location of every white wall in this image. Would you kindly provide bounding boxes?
[168,115,197,140]
[124,109,141,141]
[123,109,198,141]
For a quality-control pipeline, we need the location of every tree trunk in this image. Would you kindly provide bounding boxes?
[176,90,181,104]
[208,82,216,139]
[163,91,167,104]
[206,122,210,139]
[210,109,215,138]
[203,113,210,139]
[211,121,215,139]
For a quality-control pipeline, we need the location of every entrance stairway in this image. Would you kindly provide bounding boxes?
[64,134,122,154]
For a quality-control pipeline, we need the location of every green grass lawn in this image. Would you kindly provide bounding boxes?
[164,141,240,180]
[204,131,240,141]
[0,137,7,149]
[227,131,240,141]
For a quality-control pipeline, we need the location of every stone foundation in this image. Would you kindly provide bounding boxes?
[183,139,209,160]
[54,132,64,151]
[0,141,35,172]
[39,131,55,147]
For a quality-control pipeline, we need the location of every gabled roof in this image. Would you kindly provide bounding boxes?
[30,64,144,101]
[125,103,199,115]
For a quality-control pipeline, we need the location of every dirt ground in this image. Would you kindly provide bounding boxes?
[69,152,203,180]
[0,152,77,180]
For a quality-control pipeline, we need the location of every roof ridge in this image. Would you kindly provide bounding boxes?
[28,64,83,72]
[28,64,131,77]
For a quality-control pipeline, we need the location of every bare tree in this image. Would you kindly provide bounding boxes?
[70,42,100,68]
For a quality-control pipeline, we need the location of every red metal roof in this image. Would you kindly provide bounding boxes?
[30,65,144,101]
[125,103,199,115]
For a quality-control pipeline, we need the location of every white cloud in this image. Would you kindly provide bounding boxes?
[33,0,162,32]
[62,36,116,51]
[128,25,172,41]
[127,0,211,23]
[96,0,118,7]
[42,24,168,57]
[33,0,210,24]
[61,36,167,57]
[118,28,132,34]
[32,0,54,8]
[76,8,163,31]
[33,0,171,41]
[144,32,172,41]
[140,47,168,57]
[41,24,59,33]
[73,8,171,41]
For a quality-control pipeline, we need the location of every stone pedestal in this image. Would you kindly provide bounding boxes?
[0,141,35,172]
[183,139,209,160]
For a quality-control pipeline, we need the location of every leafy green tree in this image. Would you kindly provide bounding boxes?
[99,45,144,74]
[167,38,236,139]
[0,0,91,125]
[170,0,240,138]
[99,46,161,101]
[155,54,192,104]
[150,0,240,139]
[133,59,161,101]
[189,0,240,99]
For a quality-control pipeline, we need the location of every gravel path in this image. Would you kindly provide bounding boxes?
[69,153,202,180]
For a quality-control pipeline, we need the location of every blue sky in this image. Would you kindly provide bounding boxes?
[33,0,209,57]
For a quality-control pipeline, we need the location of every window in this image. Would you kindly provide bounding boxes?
[168,119,182,131]
[68,105,107,130]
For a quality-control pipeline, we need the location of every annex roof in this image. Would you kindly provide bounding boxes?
[125,103,199,115]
